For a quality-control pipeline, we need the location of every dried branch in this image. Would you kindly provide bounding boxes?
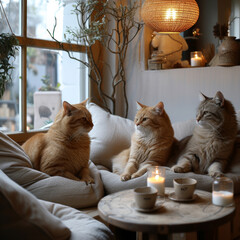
[48,0,143,117]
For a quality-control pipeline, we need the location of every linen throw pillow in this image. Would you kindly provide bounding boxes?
[0,170,71,239]
[88,103,135,170]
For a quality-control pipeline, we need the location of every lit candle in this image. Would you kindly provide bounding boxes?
[147,167,165,196]
[191,51,203,67]
[212,191,233,206]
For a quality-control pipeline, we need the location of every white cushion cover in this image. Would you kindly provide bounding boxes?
[88,103,135,170]
[0,170,71,239]
[42,200,114,240]
[0,169,114,240]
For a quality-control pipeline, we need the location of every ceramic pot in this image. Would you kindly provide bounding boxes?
[218,36,240,66]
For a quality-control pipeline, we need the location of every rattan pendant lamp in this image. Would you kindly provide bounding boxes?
[141,0,199,33]
[141,0,199,69]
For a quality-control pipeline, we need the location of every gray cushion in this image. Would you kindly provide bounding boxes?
[99,168,214,195]
[0,169,114,240]
[100,164,240,195]
[41,200,114,240]
[0,170,71,240]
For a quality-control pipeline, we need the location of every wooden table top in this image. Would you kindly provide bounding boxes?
[98,187,235,234]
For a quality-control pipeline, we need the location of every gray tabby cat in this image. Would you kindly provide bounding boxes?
[171,91,237,177]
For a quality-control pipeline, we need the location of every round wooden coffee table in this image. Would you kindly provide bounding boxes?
[98,187,235,240]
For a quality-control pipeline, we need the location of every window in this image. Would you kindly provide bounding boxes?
[0,0,88,142]
[230,0,240,38]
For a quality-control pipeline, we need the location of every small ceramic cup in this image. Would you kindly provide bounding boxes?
[134,186,157,209]
[173,178,197,200]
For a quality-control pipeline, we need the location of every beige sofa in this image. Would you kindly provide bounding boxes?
[1,103,240,239]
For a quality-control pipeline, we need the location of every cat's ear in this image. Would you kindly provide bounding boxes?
[214,91,225,107]
[63,101,75,116]
[136,101,146,110]
[199,92,209,101]
[81,98,89,106]
[154,101,164,115]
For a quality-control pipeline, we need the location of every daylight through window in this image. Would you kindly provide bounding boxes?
[0,0,88,142]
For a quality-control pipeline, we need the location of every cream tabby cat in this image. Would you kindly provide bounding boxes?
[171,91,238,177]
[22,100,94,184]
[112,101,175,181]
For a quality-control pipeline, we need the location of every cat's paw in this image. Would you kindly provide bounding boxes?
[131,173,141,179]
[208,171,224,178]
[121,174,131,181]
[81,175,95,185]
[171,165,185,173]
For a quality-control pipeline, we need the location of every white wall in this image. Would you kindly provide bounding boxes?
[123,32,240,124]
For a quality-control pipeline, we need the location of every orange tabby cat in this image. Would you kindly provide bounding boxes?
[112,101,175,181]
[22,100,94,184]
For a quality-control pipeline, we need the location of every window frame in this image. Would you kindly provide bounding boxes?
[8,0,87,144]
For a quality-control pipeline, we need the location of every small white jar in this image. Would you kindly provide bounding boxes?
[212,177,234,207]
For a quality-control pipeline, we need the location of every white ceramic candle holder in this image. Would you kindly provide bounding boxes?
[212,177,234,207]
[147,166,165,196]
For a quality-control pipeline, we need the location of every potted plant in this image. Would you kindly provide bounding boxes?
[0,33,19,98]
[33,76,62,129]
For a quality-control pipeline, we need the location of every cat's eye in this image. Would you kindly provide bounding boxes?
[142,118,147,121]
[203,111,209,115]
[82,117,87,121]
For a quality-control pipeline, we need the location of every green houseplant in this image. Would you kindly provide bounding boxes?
[33,75,62,129]
[0,33,19,98]
[38,76,61,92]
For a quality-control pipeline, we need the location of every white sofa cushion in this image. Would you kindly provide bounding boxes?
[88,103,135,170]
[172,118,195,140]
[42,200,114,240]
[0,131,104,209]
[99,168,214,195]
[0,170,114,240]
[0,170,71,239]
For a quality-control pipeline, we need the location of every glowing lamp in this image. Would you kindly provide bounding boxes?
[141,0,200,69]
[141,0,199,33]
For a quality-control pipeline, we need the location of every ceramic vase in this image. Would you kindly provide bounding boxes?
[218,36,240,66]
